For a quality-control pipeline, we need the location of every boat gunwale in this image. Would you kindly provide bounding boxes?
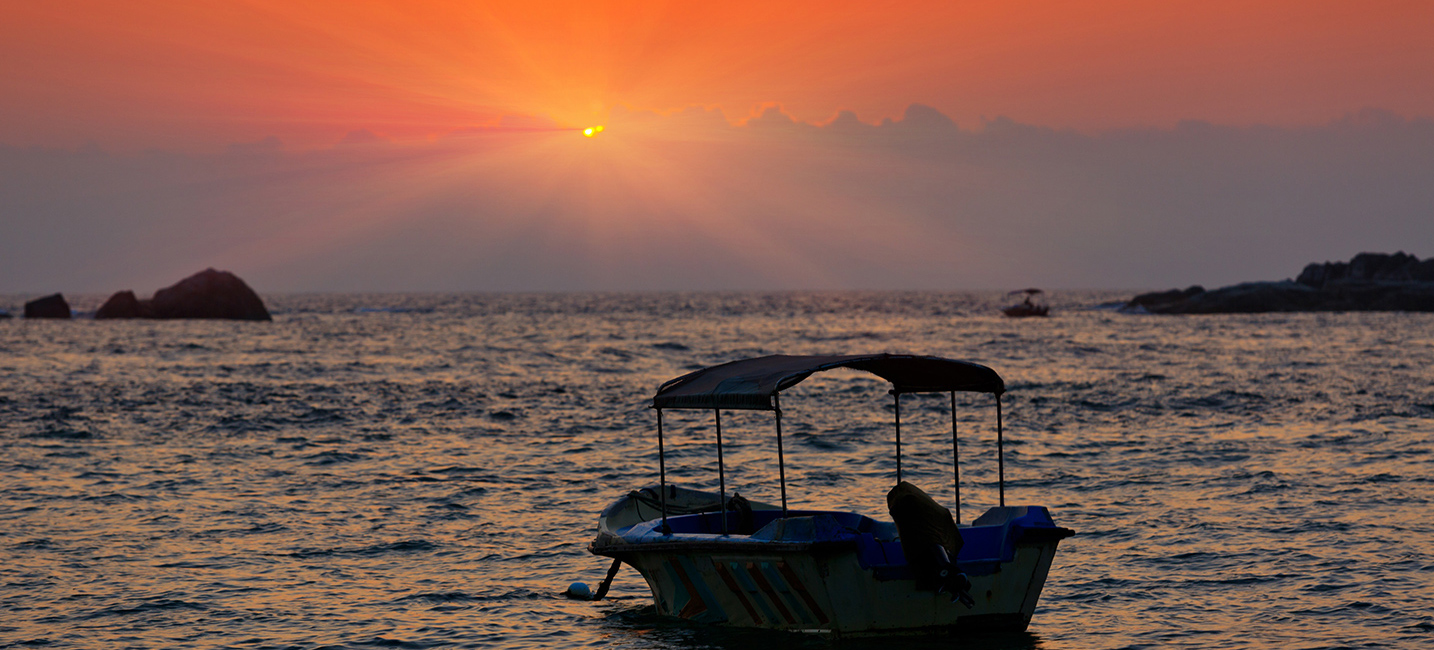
[590,538,856,556]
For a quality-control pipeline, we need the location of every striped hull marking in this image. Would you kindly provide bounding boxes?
[776,561,830,625]
[726,560,783,624]
[713,560,829,627]
[666,557,727,623]
[712,562,763,625]
[746,563,797,624]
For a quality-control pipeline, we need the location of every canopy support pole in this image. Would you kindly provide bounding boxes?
[715,408,727,535]
[952,391,961,525]
[774,394,788,517]
[893,391,902,484]
[657,408,670,534]
[996,395,1005,508]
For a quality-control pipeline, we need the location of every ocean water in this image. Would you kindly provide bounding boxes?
[2,292,1431,650]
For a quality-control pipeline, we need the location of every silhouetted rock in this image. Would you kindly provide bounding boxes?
[1127,252,1434,313]
[24,294,72,319]
[1160,282,1326,313]
[1124,286,1205,313]
[149,269,271,320]
[95,290,151,319]
[1417,259,1434,282]
[1296,251,1430,288]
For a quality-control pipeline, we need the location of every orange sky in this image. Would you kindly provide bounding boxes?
[3,0,1432,150]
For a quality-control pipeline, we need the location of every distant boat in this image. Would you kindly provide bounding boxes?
[1002,288,1049,318]
[585,353,1074,637]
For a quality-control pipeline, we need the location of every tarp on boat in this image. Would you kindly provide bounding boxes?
[653,354,1004,410]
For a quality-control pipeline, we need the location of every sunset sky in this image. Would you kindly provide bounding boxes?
[3,1,1433,293]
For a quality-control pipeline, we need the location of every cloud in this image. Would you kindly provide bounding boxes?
[494,114,563,131]
[336,130,389,147]
[882,104,958,131]
[2,106,1431,294]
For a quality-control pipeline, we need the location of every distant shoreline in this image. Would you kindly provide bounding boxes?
[1122,252,1434,314]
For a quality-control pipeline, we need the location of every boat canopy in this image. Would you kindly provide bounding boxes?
[653,354,1004,411]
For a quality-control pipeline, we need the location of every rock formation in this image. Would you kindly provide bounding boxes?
[95,290,147,319]
[24,294,72,319]
[1122,286,1206,313]
[1295,252,1434,287]
[149,268,270,320]
[95,269,271,321]
[1124,252,1434,313]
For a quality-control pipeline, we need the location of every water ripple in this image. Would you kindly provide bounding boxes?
[1,292,1431,649]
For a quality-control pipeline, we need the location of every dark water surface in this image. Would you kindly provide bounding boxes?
[2,292,1431,649]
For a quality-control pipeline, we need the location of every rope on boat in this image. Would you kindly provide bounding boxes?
[592,559,622,600]
[566,559,623,601]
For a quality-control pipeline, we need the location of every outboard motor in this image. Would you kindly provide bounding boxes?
[887,481,975,608]
[932,544,975,607]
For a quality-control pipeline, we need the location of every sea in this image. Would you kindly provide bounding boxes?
[1,291,1431,650]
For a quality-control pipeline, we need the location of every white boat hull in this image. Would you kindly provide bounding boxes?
[617,541,1058,635]
[590,487,1071,637]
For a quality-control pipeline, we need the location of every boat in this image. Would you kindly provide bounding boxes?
[586,354,1073,637]
[1002,288,1050,318]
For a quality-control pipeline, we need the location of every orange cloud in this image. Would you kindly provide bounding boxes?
[1,1,1431,150]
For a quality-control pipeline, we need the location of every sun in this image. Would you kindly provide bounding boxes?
[583,125,605,137]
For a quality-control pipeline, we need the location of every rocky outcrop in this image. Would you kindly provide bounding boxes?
[1123,286,1206,313]
[95,290,148,319]
[151,269,270,320]
[1125,252,1434,313]
[95,269,271,321]
[1295,252,1434,288]
[24,294,72,319]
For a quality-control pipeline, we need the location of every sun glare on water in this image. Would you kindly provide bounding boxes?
[583,125,605,137]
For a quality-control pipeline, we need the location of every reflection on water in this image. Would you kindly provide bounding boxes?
[1,291,1431,649]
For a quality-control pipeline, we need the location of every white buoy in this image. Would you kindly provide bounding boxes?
[565,581,592,600]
